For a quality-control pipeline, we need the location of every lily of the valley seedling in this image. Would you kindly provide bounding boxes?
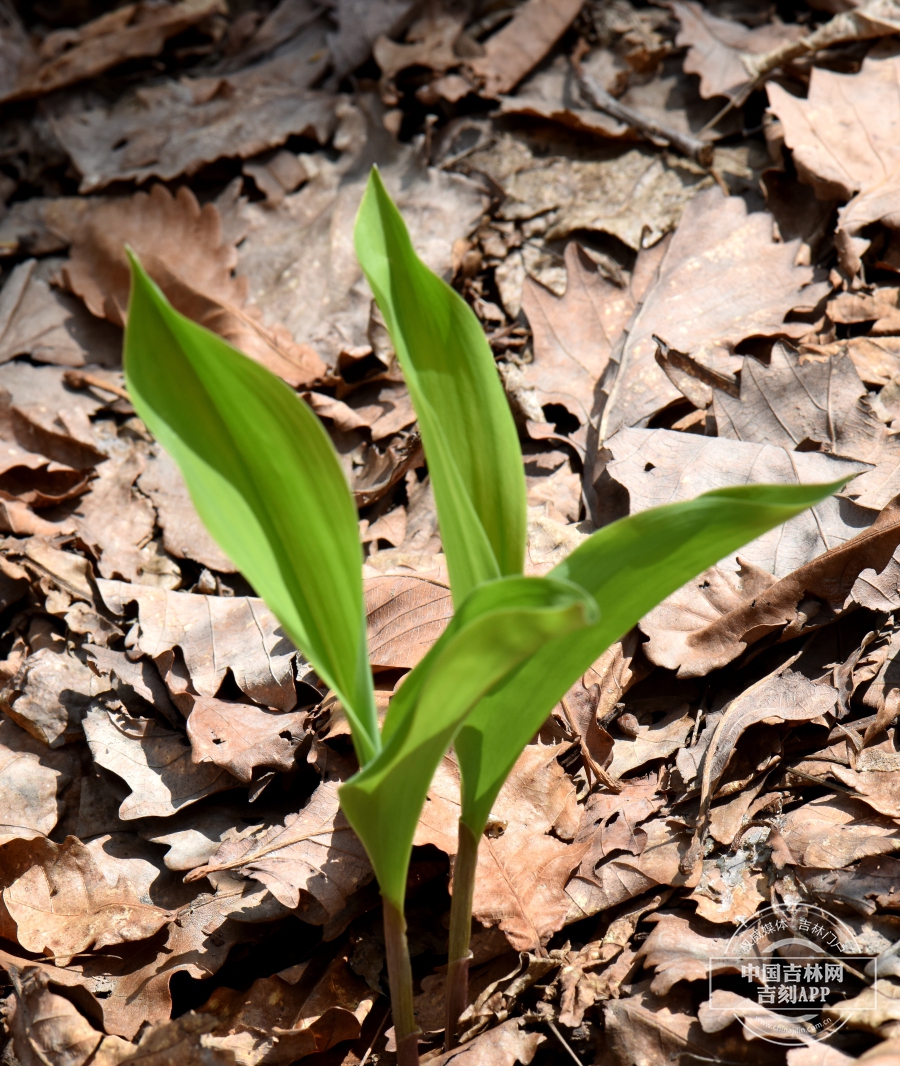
[123,167,844,1065]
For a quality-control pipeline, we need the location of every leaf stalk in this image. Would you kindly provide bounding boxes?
[445,820,479,1049]
[382,896,421,1066]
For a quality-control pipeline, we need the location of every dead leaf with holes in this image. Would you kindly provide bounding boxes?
[4,965,134,1066]
[185,697,308,785]
[3,836,172,966]
[769,41,900,277]
[59,184,324,387]
[97,580,297,710]
[187,777,373,924]
[83,707,238,820]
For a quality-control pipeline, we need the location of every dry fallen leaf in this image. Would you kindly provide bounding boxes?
[641,498,900,676]
[4,835,172,966]
[185,697,307,785]
[768,41,900,276]
[0,716,74,845]
[137,447,235,573]
[84,707,239,820]
[97,580,297,710]
[364,574,451,668]
[188,777,373,923]
[48,36,336,192]
[672,1,804,100]
[520,242,640,428]
[0,0,226,105]
[601,186,831,433]
[201,950,375,1065]
[777,793,900,868]
[602,426,868,578]
[60,184,325,388]
[4,646,101,747]
[466,0,584,98]
[4,964,134,1066]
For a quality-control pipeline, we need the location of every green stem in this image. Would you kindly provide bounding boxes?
[445,821,479,1050]
[382,896,420,1066]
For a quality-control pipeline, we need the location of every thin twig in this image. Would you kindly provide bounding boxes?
[547,1020,584,1066]
[359,1003,391,1066]
[571,49,714,167]
[63,369,131,402]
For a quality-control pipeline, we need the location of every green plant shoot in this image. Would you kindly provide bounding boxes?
[124,167,845,1066]
[353,168,849,1048]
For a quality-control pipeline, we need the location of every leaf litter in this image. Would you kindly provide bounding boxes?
[7,0,900,1064]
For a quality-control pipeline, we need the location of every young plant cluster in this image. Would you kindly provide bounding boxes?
[124,168,842,1064]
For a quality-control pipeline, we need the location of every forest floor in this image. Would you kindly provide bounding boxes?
[2,0,900,1063]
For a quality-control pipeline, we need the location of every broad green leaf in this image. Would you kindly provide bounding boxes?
[354,168,527,604]
[454,479,847,835]
[340,574,597,905]
[123,255,379,765]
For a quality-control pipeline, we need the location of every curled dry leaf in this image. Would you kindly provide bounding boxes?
[186,697,308,785]
[4,965,134,1066]
[48,32,335,192]
[641,497,900,676]
[430,1017,545,1066]
[672,1,804,100]
[601,186,831,434]
[4,836,172,966]
[0,0,226,105]
[466,0,584,98]
[83,707,238,820]
[61,184,324,387]
[777,793,900,868]
[188,778,373,922]
[607,706,693,780]
[637,912,737,994]
[4,646,102,747]
[97,580,297,710]
[603,427,868,578]
[567,817,700,922]
[768,42,900,276]
[201,951,375,1065]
